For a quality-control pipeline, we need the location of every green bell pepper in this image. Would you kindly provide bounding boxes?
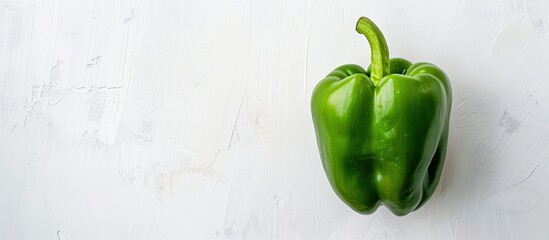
[311,17,452,216]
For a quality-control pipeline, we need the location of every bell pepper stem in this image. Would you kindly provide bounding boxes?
[356,17,389,86]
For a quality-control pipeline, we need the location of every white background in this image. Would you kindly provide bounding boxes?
[1,0,549,239]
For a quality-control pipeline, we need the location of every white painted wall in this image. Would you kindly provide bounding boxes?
[1,0,549,239]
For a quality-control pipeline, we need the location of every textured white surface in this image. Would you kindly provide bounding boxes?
[1,0,549,239]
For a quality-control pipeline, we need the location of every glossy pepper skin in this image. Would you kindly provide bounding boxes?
[311,17,452,216]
